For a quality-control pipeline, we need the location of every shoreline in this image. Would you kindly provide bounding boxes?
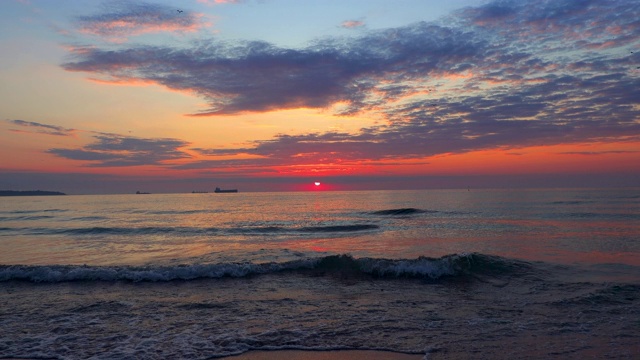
[1,351,424,360]
[221,350,424,360]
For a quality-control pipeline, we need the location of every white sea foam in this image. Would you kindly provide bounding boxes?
[0,253,523,283]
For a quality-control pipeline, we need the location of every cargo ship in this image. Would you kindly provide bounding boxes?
[214,187,238,193]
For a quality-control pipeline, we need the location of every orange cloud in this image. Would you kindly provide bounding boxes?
[86,77,157,86]
[341,20,365,29]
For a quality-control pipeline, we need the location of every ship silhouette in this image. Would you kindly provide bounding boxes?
[214,187,238,193]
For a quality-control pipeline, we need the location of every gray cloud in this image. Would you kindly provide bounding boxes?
[48,134,191,167]
[8,120,75,136]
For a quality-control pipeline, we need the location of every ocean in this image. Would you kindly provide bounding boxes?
[1,189,639,359]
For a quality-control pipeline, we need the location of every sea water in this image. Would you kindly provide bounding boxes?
[1,189,639,359]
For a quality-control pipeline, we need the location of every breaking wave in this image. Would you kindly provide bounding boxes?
[0,253,533,283]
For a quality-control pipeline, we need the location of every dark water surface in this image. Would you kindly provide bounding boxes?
[1,189,639,359]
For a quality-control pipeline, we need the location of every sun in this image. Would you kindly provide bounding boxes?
[314,181,321,186]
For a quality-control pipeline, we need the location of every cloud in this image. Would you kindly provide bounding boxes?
[558,151,640,156]
[187,110,640,171]
[458,0,639,50]
[63,23,484,115]
[341,20,365,29]
[47,134,191,167]
[63,0,640,168]
[8,120,75,136]
[75,1,210,41]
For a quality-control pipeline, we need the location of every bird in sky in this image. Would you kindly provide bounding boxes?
[177,9,183,13]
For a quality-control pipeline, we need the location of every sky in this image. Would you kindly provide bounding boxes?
[1,0,639,194]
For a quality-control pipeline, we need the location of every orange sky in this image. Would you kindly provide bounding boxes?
[1,0,639,193]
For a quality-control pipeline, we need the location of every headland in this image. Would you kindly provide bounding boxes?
[0,190,66,196]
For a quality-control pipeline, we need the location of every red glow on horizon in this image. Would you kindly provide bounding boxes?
[290,181,343,192]
[311,181,324,191]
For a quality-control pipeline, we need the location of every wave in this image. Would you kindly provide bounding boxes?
[54,226,214,235]
[369,208,430,216]
[550,201,594,205]
[0,209,67,215]
[2,215,56,221]
[0,253,532,283]
[146,209,216,215]
[367,208,466,216]
[9,223,380,236]
[127,209,216,215]
[299,224,379,232]
[68,216,110,221]
[563,212,640,220]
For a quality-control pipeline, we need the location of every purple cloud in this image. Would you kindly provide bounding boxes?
[64,23,483,115]
[8,120,75,136]
[76,1,209,41]
[62,0,640,170]
[48,134,191,167]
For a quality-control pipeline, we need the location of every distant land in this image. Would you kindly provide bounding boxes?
[0,190,66,196]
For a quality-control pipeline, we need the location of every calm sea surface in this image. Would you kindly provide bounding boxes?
[1,189,639,359]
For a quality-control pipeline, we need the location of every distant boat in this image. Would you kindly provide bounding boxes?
[214,187,238,193]
[136,191,151,194]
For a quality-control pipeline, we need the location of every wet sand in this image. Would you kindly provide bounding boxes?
[222,350,423,360]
